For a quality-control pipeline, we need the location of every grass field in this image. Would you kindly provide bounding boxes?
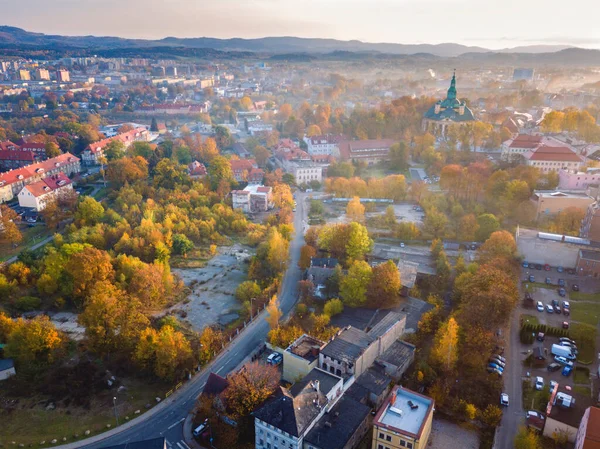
[0,225,53,262]
[574,367,590,385]
[522,380,550,412]
[574,386,592,397]
[570,291,600,302]
[0,380,165,446]
[521,314,540,325]
[571,302,600,327]
[521,282,555,293]
[570,322,597,364]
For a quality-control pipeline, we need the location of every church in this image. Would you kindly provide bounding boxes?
[422,71,475,134]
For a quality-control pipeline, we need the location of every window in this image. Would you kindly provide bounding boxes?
[274,437,278,442]
[378,445,384,449]
[400,441,406,447]
[260,440,264,446]
[260,429,264,435]
[379,433,384,439]
[386,435,392,442]
[407,443,413,449]
[267,444,271,449]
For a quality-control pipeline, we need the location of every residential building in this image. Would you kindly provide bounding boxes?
[574,406,600,449]
[524,145,584,173]
[371,386,434,449]
[254,368,344,449]
[19,141,47,157]
[288,161,323,185]
[558,168,600,190]
[421,71,475,134]
[0,153,80,203]
[303,134,344,157]
[319,312,406,379]
[188,161,207,179]
[576,249,600,277]
[231,184,273,213]
[543,388,584,443]
[0,359,16,381]
[232,142,252,159]
[17,172,74,211]
[338,140,395,165]
[282,334,325,383]
[230,159,260,183]
[501,134,543,162]
[304,396,371,449]
[581,202,600,241]
[57,70,70,82]
[82,127,150,166]
[34,68,50,81]
[531,191,594,219]
[0,141,20,152]
[18,69,31,81]
[0,150,35,171]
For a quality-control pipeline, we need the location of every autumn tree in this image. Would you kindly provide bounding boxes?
[346,196,365,223]
[0,204,22,244]
[253,146,270,167]
[268,324,303,348]
[480,404,503,427]
[235,280,262,304]
[546,207,586,236]
[367,260,401,308]
[4,316,64,366]
[299,244,317,269]
[479,230,517,263]
[272,183,294,209]
[153,158,189,189]
[346,222,373,261]
[514,426,542,449]
[340,260,372,307]
[423,207,448,239]
[134,325,193,380]
[74,196,105,226]
[323,298,344,317]
[198,326,224,364]
[306,124,322,137]
[476,214,500,241]
[208,155,234,189]
[430,317,459,373]
[65,247,115,307]
[172,233,194,256]
[45,141,61,158]
[265,295,283,329]
[104,139,126,161]
[224,361,279,417]
[106,156,149,184]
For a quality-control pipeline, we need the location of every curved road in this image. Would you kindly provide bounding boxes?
[55,192,308,449]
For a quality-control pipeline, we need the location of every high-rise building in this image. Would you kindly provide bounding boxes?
[166,66,177,77]
[57,70,70,83]
[34,68,50,81]
[17,69,31,81]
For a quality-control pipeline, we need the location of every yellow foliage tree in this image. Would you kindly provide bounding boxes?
[430,317,459,373]
[265,295,283,329]
[346,196,365,222]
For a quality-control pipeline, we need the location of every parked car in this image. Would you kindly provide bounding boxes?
[266,352,283,366]
[554,356,574,366]
[529,275,535,282]
[550,380,559,390]
[558,279,565,287]
[562,366,573,376]
[526,410,545,420]
[535,376,544,390]
[558,288,566,297]
[493,354,506,363]
[523,262,529,268]
[490,357,505,367]
[544,264,551,271]
[487,366,502,376]
[557,266,564,273]
[536,301,544,312]
[552,299,561,313]
[535,264,543,270]
[546,304,554,313]
[545,277,551,284]
[547,363,562,372]
[500,393,509,407]
[559,337,576,345]
[572,284,580,291]
[489,363,504,372]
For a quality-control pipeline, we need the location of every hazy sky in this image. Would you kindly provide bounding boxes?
[3,0,600,49]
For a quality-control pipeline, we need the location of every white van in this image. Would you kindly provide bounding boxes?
[193,419,208,437]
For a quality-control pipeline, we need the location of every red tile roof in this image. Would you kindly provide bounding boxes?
[583,407,600,449]
[20,142,46,151]
[42,172,71,190]
[0,150,35,162]
[87,127,148,154]
[230,159,256,172]
[527,145,583,162]
[0,141,20,151]
[188,161,207,176]
[0,153,79,187]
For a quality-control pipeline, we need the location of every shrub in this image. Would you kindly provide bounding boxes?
[14,295,41,311]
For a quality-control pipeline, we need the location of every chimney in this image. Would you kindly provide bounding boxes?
[314,380,320,394]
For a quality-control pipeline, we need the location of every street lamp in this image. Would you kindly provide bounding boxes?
[113,396,119,426]
[250,297,255,319]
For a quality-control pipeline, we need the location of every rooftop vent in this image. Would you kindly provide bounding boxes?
[389,406,403,416]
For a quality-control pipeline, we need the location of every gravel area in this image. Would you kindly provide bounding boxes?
[428,418,479,449]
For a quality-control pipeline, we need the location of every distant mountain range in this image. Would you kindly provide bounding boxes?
[0,26,578,58]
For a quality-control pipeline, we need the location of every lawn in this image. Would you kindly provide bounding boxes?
[570,323,597,364]
[573,367,590,385]
[521,314,539,325]
[574,386,592,397]
[570,291,600,303]
[522,380,550,412]
[0,225,53,262]
[0,380,166,446]
[571,302,600,327]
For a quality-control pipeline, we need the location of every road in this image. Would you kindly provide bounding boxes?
[54,192,308,449]
[495,305,524,449]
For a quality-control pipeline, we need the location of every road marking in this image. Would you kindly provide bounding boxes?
[176,442,186,449]
[166,441,172,449]
[180,441,191,449]
[216,366,224,374]
[167,417,186,430]
[232,351,239,357]
[200,382,206,389]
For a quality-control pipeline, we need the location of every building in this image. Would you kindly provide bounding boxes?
[282,334,325,383]
[303,135,345,157]
[0,141,20,152]
[231,184,273,213]
[319,313,406,379]
[513,68,535,81]
[558,168,600,190]
[524,145,584,173]
[422,71,475,134]
[230,159,258,183]
[288,161,323,185]
[543,387,585,444]
[188,161,207,179]
[232,142,252,159]
[17,172,73,211]
[581,202,600,241]
[18,69,30,81]
[19,141,47,157]
[371,386,434,449]
[0,359,16,381]
[374,340,416,382]
[34,68,50,81]
[0,153,80,203]
[576,249,600,277]
[338,140,395,166]
[304,396,371,449]
[574,406,600,449]
[501,134,544,162]
[0,150,35,171]
[57,70,70,82]
[166,66,177,77]
[82,127,150,166]
[531,191,594,219]
[254,368,344,449]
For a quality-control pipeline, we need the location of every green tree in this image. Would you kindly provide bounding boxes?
[389,142,409,171]
[476,214,500,241]
[235,281,261,303]
[150,117,159,132]
[423,208,448,239]
[214,125,232,149]
[514,426,542,449]
[104,139,126,161]
[44,141,61,158]
[340,260,372,307]
[208,155,234,189]
[172,233,194,256]
[323,298,344,317]
[153,159,189,189]
[75,196,105,226]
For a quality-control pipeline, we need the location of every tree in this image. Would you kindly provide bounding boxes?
[268,324,303,348]
[323,298,344,317]
[4,316,64,366]
[367,260,401,307]
[423,208,448,239]
[265,295,282,329]
[340,260,372,307]
[150,118,159,132]
[476,214,500,241]
[104,139,126,161]
[253,146,270,167]
[266,228,289,273]
[235,281,261,303]
[208,155,234,189]
[45,141,61,158]
[306,124,322,137]
[272,183,294,209]
[223,361,279,417]
[65,247,115,307]
[199,326,224,364]
[547,207,586,236]
[153,158,188,189]
[214,125,232,149]
[346,196,365,222]
[75,196,105,226]
[299,245,317,269]
[134,325,193,380]
[389,142,409,171]
[172,233,194,256]
[107,156,149,184]
[480,404,503,427]
[479,230,517,262]
[0,204,22,244]
[346,222,373,261]
[514,426,542,449]
[430,317,459,373]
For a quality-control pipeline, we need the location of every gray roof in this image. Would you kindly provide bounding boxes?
[580,249,600,261]
[396,259,418,289]
[99,438,166,449]
[311,258,339,268]
[0,359,14,371]
[367,312,405,339]
[320,327,374,362]
[377,340,415,368]
[354,366,392,396]
[307,266,336,286]
[289,368,341,397]
[304,397,370,449]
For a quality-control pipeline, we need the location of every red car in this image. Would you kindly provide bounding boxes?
[563,321,570,329]
[544,264,551,271]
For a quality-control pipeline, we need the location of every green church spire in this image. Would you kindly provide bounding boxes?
[447,69,457,100]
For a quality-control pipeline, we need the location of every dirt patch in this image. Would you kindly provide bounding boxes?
[428,418,479,449]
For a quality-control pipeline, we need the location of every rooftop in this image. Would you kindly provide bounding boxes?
[580,249,600,262]
[368,312,405,339]
[533,191,593,200]
[377,340,416,368]
[320,326,374,362]
[289,367,341,397]
[287,334,325,363]
[311,258,339,268]
[526,144,583,162]
[375,386,434,439]
[354,365,391,396]
[582,407,600,449]
[304,396,370,449]
[243,184,271,195]
[202,372,229,396]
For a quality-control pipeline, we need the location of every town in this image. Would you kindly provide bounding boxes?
[0,17,599,449]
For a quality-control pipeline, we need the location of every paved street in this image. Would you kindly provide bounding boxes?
[53,192,308,449]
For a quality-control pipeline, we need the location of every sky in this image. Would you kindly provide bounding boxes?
[3,0,600,49]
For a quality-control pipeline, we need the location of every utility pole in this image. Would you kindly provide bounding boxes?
[113,396,119,426]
